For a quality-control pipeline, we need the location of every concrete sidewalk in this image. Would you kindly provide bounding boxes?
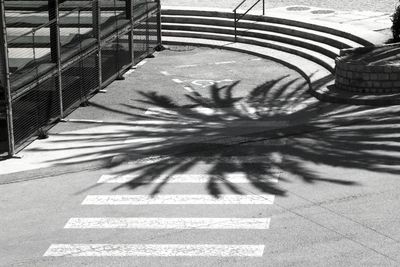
[163,2,393,35]
[163,0,397,13]
[0,6,396,183]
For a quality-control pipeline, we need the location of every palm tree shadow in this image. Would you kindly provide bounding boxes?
[111,76,369,197]
[42,73,400,198]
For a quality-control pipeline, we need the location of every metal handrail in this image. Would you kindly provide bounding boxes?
[233,0,265,42]
[233,0,248,12]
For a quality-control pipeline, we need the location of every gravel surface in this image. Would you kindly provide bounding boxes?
[163,0,398,13]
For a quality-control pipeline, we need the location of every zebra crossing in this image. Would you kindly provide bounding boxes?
[43,105,282,258]
[43,160,280,258]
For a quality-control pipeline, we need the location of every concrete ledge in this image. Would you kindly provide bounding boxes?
[311,83,400,106]
[335,43,400,94]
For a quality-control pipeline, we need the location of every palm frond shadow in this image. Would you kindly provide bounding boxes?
[43,74,400,197]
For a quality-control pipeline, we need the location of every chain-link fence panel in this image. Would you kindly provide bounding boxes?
[0,0,162,156]
[0,90,6,154]
[61,51,99,114]
[148,10,159,52]
[100,0,129,39]
[5,4,61,152]
[7,21,55,95]
[59,2,96,64]
[12,75,59,149]
[133,17,148,64]
[101,33,131,83]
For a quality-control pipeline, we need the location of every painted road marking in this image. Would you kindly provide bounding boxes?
[160,71,171,76]
[143,107,288,125]
[81,194,275,205]
[44,244,265,257]
[191,79,233,88]
[125,156,285,164]
[174,61,237,68]
[97,173,279,184]
[172,78,184,84]
[175,64,198,68]
[183,86,198,94]
[65,118,196,125]
[64,217,271,229]
[123,137,166,144]
[214,61,236,65]
[144,107,179,116]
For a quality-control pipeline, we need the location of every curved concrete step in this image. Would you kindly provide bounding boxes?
[164,36,396,106]
[162,30,335,73]
[162,15,362,50]
[162,7,387,46]
[162,23,340,59]
[162,36,334,91]
[311,83,400,106]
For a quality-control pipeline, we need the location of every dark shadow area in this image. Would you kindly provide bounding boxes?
[29,71,400,197]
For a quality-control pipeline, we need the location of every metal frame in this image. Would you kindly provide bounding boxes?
[93,0,103,90]
[48,0,64,118]
[0,0,14,156]
[0,0,163,157]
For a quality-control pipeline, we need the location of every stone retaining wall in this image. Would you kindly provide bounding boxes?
[335,59,400,94]
[335,45,400,94]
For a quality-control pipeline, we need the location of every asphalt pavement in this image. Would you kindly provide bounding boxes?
[1,46,400,266]
[1,4,400,266]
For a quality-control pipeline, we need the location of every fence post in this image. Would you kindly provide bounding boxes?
[0,0,14,156]
[48,0,63,118]
[263,0,265,15]
[92,0,103,89]
[126,0,135,64]
[234,10,237,42]
[155,0,164,51]
[146,2,150,56]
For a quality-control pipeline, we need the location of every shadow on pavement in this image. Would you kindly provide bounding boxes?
[29,74,400,197]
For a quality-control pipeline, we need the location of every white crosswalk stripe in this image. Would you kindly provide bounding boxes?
[82,194,275,205]
[44,105,281,258]
[64,217,271,229]
[44,244,265,257]
[97,173,279,184]
[126,156,283,164]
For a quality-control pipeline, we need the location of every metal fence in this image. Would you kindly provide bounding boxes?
[0,0,162,156]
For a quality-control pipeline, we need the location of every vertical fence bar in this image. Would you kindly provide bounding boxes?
[48,0,59,63]
[145,2,149,56]
[156,0,163,50]
[126,0,134,65]
[234,10,237,42]
[0,0,14,156]
[113,0,123,80]
[263,0,265,15]
[48,0,63,118]
[92,0,102,90]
